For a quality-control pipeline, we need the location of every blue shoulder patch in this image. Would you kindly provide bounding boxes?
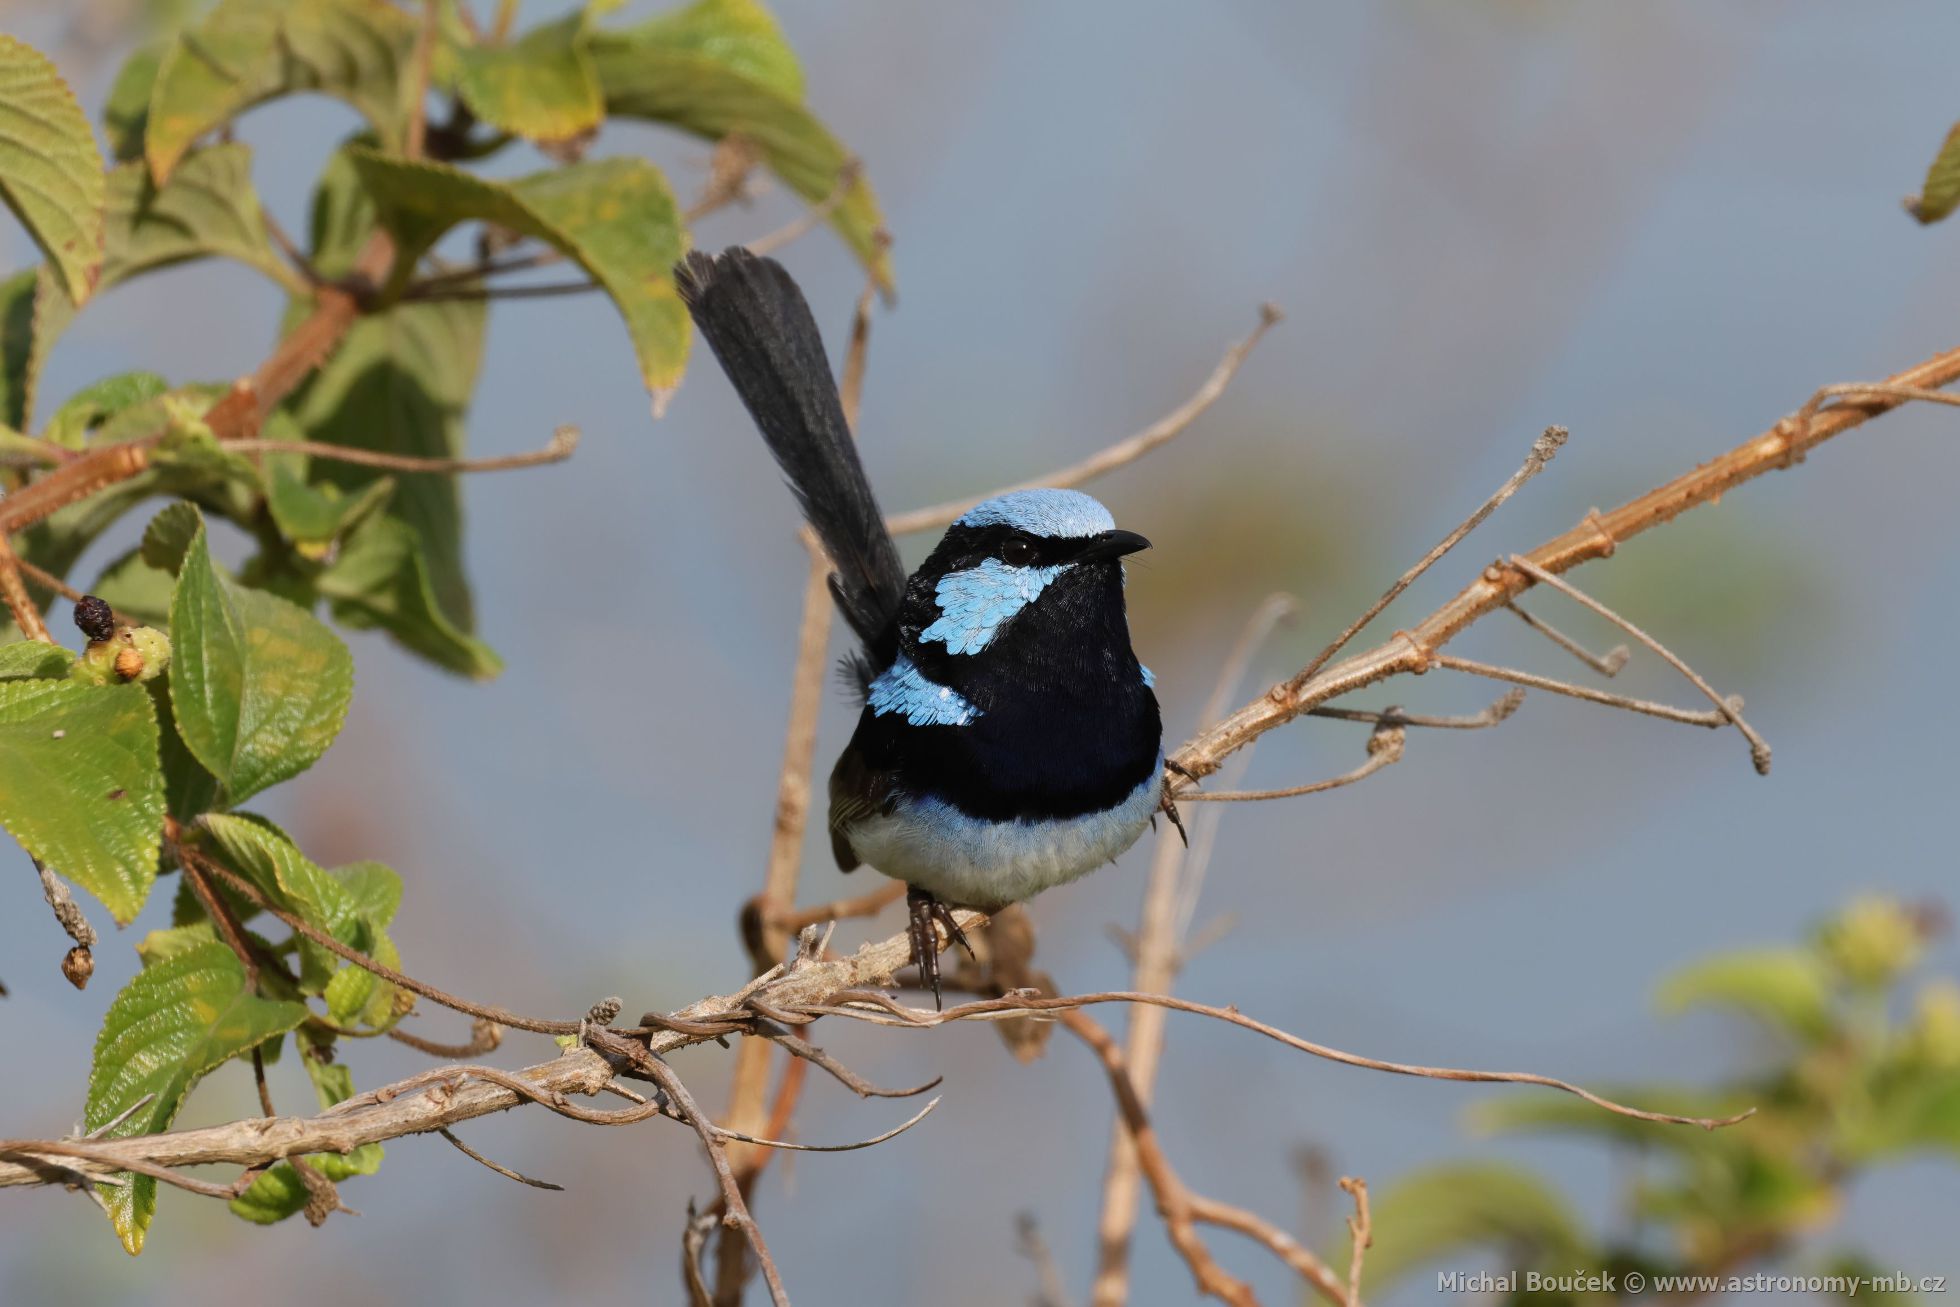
[867,655,983,726]
[1140,664,1155,688]
[956,488,1116,539]
[920,557,1068,655]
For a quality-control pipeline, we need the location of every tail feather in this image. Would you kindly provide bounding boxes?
[676,248,905,670]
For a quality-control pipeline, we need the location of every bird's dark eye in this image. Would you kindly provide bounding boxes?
[1000,537,1038,567]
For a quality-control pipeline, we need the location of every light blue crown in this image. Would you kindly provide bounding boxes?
[956,488,1116,539]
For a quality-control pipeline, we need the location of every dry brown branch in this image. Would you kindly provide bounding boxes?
[0,534,51,642]
[404,1,437,160]
[1181,720,1405,803]
[1019,1212,1078,1307]
[1292,425,1568,691]
[1063,1011,1258,1306]
[438,1128,563,1191]
[773,882,905,936]
[803,986,1753,1130]
[220,424,577,475]
[1507,554,1771,773]
[714,271,881,1305]
[1307,689,1525,730]
[1093,594,1296,1307]
[745,162,862,258]
[885,304,1283,536]
[387,1018,504,1060]
[1504,600,1629,677]
[1430,653,1738,728]
[33,859,96,990]
[1170,343,1960,785]
[1340,1177,1372,1307]
[1187,1192,1348,1305]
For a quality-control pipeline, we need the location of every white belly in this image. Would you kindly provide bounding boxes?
[844,767,1163,909]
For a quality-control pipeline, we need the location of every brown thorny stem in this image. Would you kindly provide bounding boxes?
[3,241,1956,1304]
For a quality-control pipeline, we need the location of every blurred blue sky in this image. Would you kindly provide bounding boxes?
[4,2,1960,1303]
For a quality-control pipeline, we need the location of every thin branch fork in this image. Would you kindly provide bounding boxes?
[1170,343,1960,785]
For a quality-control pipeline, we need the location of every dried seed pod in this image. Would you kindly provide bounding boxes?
[73,595,115,643]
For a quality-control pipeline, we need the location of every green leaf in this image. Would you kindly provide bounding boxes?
[228,1164,309,1224]
[1847,1072,1960,1159]
[0,679,163,923]
[0,267,35,429]
[42,372,170,449]
[146,0,417,182]
[102,144,288,289]
[199,813,369,992]
[0,639,74,679]
[140,500,204,575]
[265,459,395,555]
[283,140,486,639]
[454,13,604,143]
[332,859,402,927]
[318,514,502,679]
[348,148,689,395]
[0,36,106,304]
[1345,1162,1591,1296]
[86,941,307,1252]
[170,515,353,803]
[1910,122,1960,225]
[323,961,375,1024]
[591,20,891,291]
[88,549,176,628]
[135,919,217,966]
[229,1051,382,1222]
[148,677,223,822]
[625,0,803,99]
[103,43,163,164]
[1657,947,1837,1042]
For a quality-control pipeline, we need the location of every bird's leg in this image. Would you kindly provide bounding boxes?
[906,885,972,1011]
[1158,791,1189,848]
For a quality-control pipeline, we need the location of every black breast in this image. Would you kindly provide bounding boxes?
[843,559,1162,823]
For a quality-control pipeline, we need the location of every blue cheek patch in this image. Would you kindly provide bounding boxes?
[868,655,983,726]
[920,558,1069,655]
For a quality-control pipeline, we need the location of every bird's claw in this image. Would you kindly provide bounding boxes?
[906,886,971,1010]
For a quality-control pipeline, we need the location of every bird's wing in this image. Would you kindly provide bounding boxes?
[676,248,906,680]
[825,738,902,872]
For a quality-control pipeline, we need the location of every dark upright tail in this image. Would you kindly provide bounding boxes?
[676,248,905,680]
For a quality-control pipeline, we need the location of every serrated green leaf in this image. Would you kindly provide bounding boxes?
[0,639,75,679]
[265,458,394,554]
[1657,947,1837,1042]
[1343,1162,1591,1296]
[147,0,417,182]
[591,24,890,291]
[0,679,163,922]
[624,0,803,99]
[86,940,307,1252]
[349,148,688,395]
[0,268,35,429]
[170,516,352,802]
[228,1164,309,1224]
[0,37,106,304]
[104,145,288,288]
[104,43,163,164]
[147,677,222,822]
[200,814,357,940]
[318,510,502,679]
[140,500,204,575]
[135,919,217,966]
[1911,122,1960,225]
[323,961,375,1024]
[454,12,603,143]
[43,372,170,450]
[331,859,401,927]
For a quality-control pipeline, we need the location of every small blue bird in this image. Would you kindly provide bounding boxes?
[677,248,1167,1003]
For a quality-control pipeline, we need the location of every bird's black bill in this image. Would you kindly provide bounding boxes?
[1073,529,1152,563]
